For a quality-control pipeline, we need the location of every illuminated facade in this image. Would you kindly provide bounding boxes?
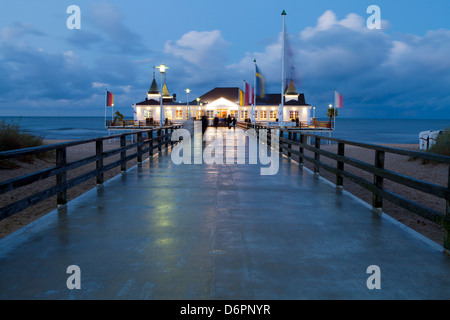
[134,78,311,125]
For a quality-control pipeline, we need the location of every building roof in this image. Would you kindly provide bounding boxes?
[285,80,298,96]
[255,93,309,106]
[162,83,170,98]
[198,87,241,104]
[147,78,159,95]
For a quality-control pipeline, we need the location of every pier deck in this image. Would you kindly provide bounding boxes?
[0,128,449,299]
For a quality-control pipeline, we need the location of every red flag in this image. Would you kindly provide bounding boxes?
[334,91,343,108]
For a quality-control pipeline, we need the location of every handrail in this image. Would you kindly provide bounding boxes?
[0,125,184,221]
[244,125,450,251]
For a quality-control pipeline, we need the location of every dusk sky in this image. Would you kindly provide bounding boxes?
[1,0,449,119]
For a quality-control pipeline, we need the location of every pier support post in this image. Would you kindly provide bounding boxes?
[96,140,104,185]
[137,132,143,163]
[444,166,450,253]
[299,134,305,167]
[287,131,292,158]
[157,129,162,152]
[372,150,385,212]
[314,137,320,175]
[56,147,67,206]
[149,130,154,157]
[164,128,169,148]
[120,135,126,172]
[337,142,345,188]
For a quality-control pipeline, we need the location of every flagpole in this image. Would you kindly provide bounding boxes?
[253,59,257,124]
[105,88,107,128]
[280,10,286,128]
[241,79,246,121]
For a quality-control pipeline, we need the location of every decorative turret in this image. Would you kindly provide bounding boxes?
[284,79,299,102]
[147,68,160,101]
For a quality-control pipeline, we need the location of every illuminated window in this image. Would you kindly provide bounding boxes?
[206,110,214,118]
[290,111,299,120]
[270,110,277,119]
[260,110,267,119]
[144,109,153,118]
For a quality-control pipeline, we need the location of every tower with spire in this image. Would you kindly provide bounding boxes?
[147,66,160,101]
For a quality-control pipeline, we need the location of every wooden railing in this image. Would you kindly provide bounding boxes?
[243,123,450,251]
[237,121,332,130]
[0,125,183,221]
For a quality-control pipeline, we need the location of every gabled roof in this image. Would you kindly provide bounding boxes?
[198,87,241,104]
[136,98,160,106]
[255,93,309,106]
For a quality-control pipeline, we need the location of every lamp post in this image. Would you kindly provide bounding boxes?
[197,98,200,118]
[185,89,191,120]
[156,64,168,127]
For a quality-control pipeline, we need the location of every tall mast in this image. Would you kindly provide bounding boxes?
[280,10,286,127]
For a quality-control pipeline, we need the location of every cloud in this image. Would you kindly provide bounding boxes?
[165,30,230,67]
[0,22,45,43]
[163,30,232,88]
[226,10,450,118]
[0,9,449,119]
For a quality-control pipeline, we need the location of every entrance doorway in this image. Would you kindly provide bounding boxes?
[217,109,227,119]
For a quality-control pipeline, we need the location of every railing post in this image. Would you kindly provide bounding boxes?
[299,134,305,167]
[157,129,162,152]
[279,130,283,153]
[137,132,143,163]
[149,130,154,157]
[165,128,169,148]
[372,150,385,211]
[444,166,450,252]
[96,140,104,185]
[314,137,321,175]
[120,135,126,172]
[337,142,345,188]
[56,147,67,206]
[287,131,292,158]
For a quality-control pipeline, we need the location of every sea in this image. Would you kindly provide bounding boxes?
[1,116,449,145]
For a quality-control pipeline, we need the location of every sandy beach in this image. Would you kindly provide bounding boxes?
[0,138,447,247]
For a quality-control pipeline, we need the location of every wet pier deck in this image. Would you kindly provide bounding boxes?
[0,128,449,299]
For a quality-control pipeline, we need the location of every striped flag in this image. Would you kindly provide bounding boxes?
[334,91,343,108]
[255,64,265,98]
[106,90,114,107]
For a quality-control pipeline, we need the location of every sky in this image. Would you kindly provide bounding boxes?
[0,0,450,119]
